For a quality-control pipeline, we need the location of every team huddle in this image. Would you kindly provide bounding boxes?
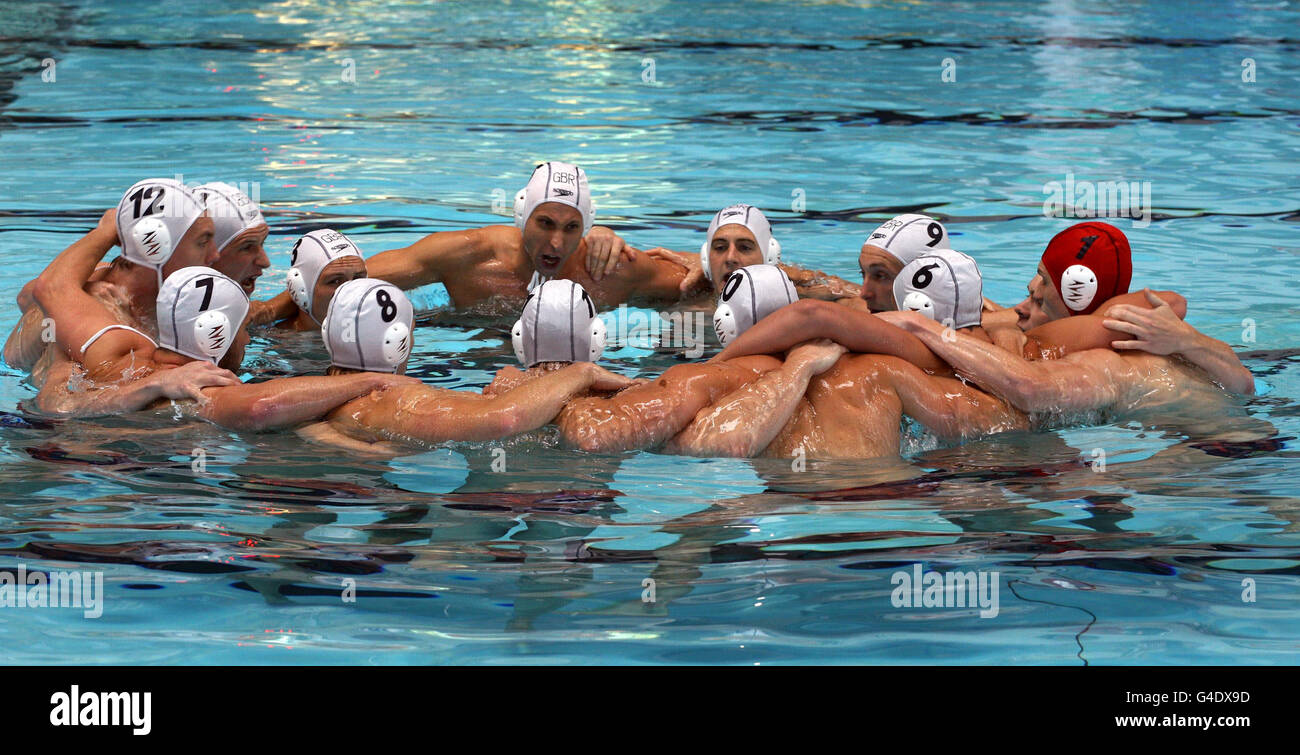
[4,161,1255,458]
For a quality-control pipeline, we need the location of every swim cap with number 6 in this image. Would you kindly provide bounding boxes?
[893,249,983,329]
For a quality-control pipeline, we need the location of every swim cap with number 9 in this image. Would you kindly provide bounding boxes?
[863,214,948,267]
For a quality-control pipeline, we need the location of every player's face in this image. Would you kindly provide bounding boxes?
[218,311,252,372]
[523,202,584,277]
[1014,262,1071,331]
[858,244,904,313]
[709,225,763,285]
[312,256,367,321]
[165,215,218,278]
[214,224,271,296]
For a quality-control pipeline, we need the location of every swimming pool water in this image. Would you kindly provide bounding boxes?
[1,0,1299,665]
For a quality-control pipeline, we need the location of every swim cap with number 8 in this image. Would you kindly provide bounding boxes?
[322,279,414,373]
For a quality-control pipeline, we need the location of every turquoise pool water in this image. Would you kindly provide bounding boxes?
[1,0,1298,664]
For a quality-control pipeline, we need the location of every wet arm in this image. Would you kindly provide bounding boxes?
[34,363,167,417]
[1021,290,1188,357]
[589,245,690,306]
[1174,333,1255,395]
[34,360,240,417]
[4,307,51,372]
[296,421,403,456]
[1102,291,1254,395]
[558,360,772,452]
[1099,290,1187,319]
[31,221,131,363]
[884,357,1028,442]
[248,290,298,326]
[711,298,948,374]
[377,363,628,443]
[200,373,411,431]
[365,225,505,291]
[667,348,837,457]
[777,263,862,301]
[895,312,1126,414]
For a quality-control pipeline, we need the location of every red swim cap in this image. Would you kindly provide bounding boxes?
[1040,221,1132,316]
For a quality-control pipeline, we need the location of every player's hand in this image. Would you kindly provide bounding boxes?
[246,300,277,327]
[584,363,635,392]
[639,247,709,298]
[873,309,926,330]
[484,365,525,396]
[584,226,635,281]
[157,361,241,403]
[787,338,847,374]
[95,209,119,245]
[1104,289,1196,355]
[367,372,422,392]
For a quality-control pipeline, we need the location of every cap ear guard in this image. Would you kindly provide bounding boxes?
[130,217,173,265]
[287,268,310,311]
[513,189,528,230]
[700,240,713,282]
[1060,264,1099,312]
[588,316,607,362]
[713,304,738,346]
[511,319,527,367]
[192,309,234,361]
[900,291,937,320]
[381,321,412,367]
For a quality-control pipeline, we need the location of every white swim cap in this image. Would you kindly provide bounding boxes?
[197,182,265,253]
[514,162,593,235]
[701,204,782,282]
[285,229,364,322]
[116,178,206,282]
[712,264,798,347]
[864,214,948,267]
[892,249,983,330]
[322,279,414,373]
[157,266,250,363]
[511,279,606,368]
